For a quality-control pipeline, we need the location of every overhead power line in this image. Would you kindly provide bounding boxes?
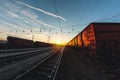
[86,0,100,22]
[53,0,62,28]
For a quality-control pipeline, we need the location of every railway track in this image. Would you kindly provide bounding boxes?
[0,47,41,54]
[0,47,62,80]
[14,47,63,80]
[0,47,52,58]
[0,47,52,68]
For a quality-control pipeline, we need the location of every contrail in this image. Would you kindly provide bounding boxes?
[16,1,67,21]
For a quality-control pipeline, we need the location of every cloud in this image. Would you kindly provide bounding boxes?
[20,10,58,29]
[16,1,67,21]
[0,3,22,19]
[34,19,55,28]
[21,10,38,19]
[0,0,61,41]
[7,11,22,19]
[0,4,56,29]
[0,1,60,29]
[1,1,21,13]
[20,14,57,29]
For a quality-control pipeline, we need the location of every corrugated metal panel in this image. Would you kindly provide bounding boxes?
[96,32,120,40]
[82,24,96,49]
[94,23,120,54]
[77,34,82,48]
[94,23,120,32]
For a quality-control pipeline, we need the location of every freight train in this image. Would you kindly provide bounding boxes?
[67,23,120,65]
[7,36,54,48]
[7,36,34,48]
[34,41,54,47]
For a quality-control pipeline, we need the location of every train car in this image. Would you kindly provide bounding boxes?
[0,41,13,49]
[81,23,96,57]
[34,41,53,47]
[67,23,120,64]
[93,23,120,63]
[7,36,34,48]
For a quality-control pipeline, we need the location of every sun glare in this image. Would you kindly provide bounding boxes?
[55,40,61,45]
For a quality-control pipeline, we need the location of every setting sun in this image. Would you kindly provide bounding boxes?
[55,40,61,45]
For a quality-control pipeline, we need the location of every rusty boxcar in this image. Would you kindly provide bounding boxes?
[67,23,120,64]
